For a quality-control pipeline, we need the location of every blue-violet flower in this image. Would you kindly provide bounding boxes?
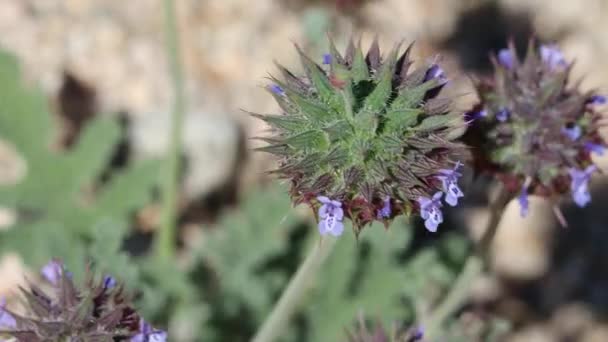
[518,186,529,217]
[417,192,444,232]
[424,64,448,84]
[587,95,607,105]
[585,142,605,156]
[0,298,16,329]
[569,165,596,207]
[41,260,64,285]
[562,125,582,141]
[496,108,509,122]
[131,319,168,342]
[269,84,284,95]
[540,44,567,70]
[103,275,117,290]
[317,196,344,237]
[377,197,391,219]
[436,161,464,206]
[498,49,514,69]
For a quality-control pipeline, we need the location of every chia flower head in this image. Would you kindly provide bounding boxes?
[465,41,606,215]
[253,36,469,234]
[0,260,164,341]
[346,314,424,342]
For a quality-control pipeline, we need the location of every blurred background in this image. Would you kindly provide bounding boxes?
[1,0,608,341]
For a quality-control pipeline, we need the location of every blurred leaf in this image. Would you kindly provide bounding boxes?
[0,49,160,273]
[303,221,413,341]
[195,184,300,320]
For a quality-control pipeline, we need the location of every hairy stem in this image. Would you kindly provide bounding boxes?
[155,0,186,261]
[424,184,511,339]
[252,237,338,342]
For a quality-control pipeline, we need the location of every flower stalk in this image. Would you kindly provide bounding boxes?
[424,184,511,339]
[155,0,186,261]
[252,237,338,342]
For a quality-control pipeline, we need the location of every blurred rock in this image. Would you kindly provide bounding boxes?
[0,253,27,296]
[582,324,608,342]
[508,325,557,342]
[550,303,593,340]
[464,193,554,281]
[0,139,26,186]
[130,110,241,200]
[492,196,555,281]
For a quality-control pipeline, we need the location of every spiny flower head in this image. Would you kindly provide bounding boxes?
[254,37,468,234]
[466,41,606,215]
[0,260,166,342]
[345,315,424,342]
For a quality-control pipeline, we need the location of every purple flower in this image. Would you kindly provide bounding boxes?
[587,95,607,105]
[103,275,117,290]
[322,53,331,65]
[410,326,424,341]
[585,142,605,156]
[0,297,16,329]
[496,108,510,122]
[41,260,64,285]
[498,49,514,69]
[569,165,596,207]
[269,84,285,95]
[562,125,582,141]
[540,44,567,70]
[131,319,167,342]
[424,64,448,85]
[417,192,444,232]
[377,197,391,219]
[317,196,344,237]
[519,186,529,217]
[465,109,487,123]
[436,161,464,206]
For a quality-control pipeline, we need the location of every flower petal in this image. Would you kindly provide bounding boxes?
[329,221,344,237]
[424,217,439,232]
[316,196,331,204]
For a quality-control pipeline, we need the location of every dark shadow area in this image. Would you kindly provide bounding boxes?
[440,2,534,73]
[56,71,97,147]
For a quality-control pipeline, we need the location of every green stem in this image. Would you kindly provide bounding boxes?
[155,0,186,261]
[252,237,338,342]
[424,184,511,339]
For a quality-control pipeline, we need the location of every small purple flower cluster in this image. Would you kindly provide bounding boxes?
[316,162,464,235]
[517,165,598,217]
[0,260,167,341]
[416,162,464,232]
